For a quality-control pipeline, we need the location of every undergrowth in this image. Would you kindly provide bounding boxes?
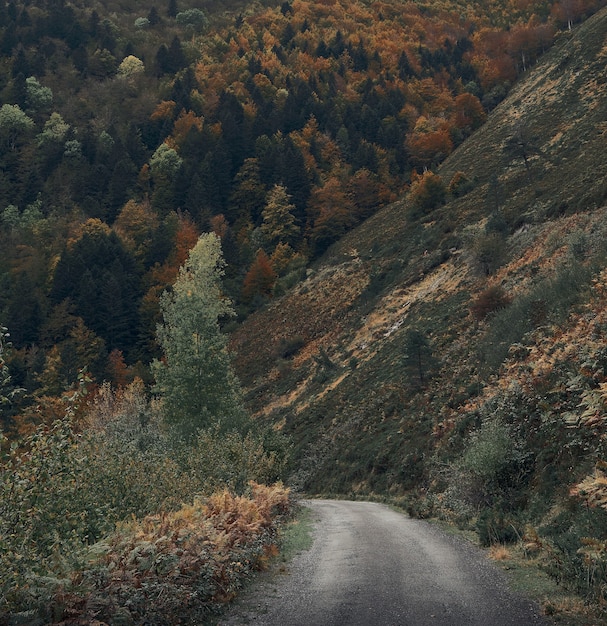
[426,267,607,616]
[0,380,291,624]
[55,483,292,625]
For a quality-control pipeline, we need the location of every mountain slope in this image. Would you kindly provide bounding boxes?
[233,4,607,491]
[231,7,607,609]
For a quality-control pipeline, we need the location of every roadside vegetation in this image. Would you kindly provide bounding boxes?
[0,236,291,623]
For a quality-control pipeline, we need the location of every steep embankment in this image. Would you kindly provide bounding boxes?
[231,5,607,492]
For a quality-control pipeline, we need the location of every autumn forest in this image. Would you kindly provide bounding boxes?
[3,0,607,620]
[1,0,602,431]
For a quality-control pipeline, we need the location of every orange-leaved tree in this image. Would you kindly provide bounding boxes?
[242,249,278,302]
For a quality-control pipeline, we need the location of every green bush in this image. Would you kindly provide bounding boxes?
[448,171,474,197]
[409,171,446,215]
[476,509,522,546]
[540,505,607,603]
[472,232,507,276]
[0,381,287,620]
[438,393,535,526]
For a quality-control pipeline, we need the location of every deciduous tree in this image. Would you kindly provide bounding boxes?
[260,183,300,248]
[242,248,277,302]
[152,233,245,439]
[0,104,34,151]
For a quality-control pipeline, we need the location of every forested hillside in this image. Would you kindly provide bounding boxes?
[230,4,607,619]
[1,0,602,431]
[3,0,607,620]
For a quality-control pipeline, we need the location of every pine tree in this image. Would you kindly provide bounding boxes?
[167,0,178,17]
[403,329,437,388]
[152,233,245,439]
[229,158,266,224]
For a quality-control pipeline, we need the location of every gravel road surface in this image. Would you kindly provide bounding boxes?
[219,499,549,626]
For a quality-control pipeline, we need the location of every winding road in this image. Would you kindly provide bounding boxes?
[219,499,549,626]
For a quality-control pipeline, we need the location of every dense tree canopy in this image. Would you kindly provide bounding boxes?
[0,0,603,401]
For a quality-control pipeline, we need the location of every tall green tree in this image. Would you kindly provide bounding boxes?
[0,104,34,152]
[229,158,266,224]
[152,233,245,439]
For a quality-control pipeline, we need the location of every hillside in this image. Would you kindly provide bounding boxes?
[1,0,602,425]
[230,5,607,612]
[2,0,607,621]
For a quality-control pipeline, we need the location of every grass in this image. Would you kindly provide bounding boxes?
[274,503,316,567]
[397,512,604,626]
[486,543,605,626]
[425,515,605,626]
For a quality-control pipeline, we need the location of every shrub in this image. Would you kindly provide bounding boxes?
[476,509,522,546]
[57,483,292,624]
[0,381,288,621]
[472,232,507,276]
[439,399,534,526]
[540,504,607,604]
[448,171,474,197]
[461,419,513,480]
[478,260,592,371]
[409,171,446,214]
[276,335,306,360]
[470,285,512,321]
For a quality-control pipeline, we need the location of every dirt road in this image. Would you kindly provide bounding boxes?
[219,499,549,626]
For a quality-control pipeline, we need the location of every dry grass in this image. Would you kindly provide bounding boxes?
[488,545,512,561]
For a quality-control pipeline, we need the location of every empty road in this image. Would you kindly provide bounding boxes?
[219,499,549,626]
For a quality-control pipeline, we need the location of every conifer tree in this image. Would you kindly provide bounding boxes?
[403,329,437,388]
[152,233,245,439]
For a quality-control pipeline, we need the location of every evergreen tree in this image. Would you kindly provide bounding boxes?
[154,44,170,75]
[51,225,141,359]
[229,158,266,224]
[167,36,187,72]
[147,6,161,26]
[279,137,310,225]
[403,329,437,388]
[152,233,245,439]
